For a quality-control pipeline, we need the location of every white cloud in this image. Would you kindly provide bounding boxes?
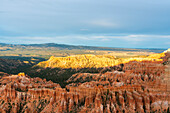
[2,34,170,42]
[1,34,170,48]
[86,34,170,42]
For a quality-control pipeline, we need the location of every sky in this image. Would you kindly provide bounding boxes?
[0,0,170,48]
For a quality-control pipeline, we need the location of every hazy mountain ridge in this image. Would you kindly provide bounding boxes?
[0,43,166,52]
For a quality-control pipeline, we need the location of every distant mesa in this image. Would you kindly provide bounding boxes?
[37,50,167,69]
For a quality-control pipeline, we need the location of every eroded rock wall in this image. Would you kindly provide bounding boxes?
[0,52,169,113]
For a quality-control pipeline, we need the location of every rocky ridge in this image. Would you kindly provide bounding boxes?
[37,52,165,69]
[0,50,169,113]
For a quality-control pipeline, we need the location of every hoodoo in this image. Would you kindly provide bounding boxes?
[0,50,169,113]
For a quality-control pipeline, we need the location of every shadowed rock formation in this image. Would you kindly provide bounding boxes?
[0,50,169,113]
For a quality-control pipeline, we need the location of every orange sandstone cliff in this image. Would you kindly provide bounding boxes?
[0,50,169,113]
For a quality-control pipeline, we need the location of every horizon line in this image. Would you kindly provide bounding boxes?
[0,42,168,50]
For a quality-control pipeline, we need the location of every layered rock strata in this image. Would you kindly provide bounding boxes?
[0,51,169,113]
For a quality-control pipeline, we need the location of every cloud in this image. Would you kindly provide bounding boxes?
[92,34,170,40]
[0,34,169,48]
[1,0,170,48]
[1,0,170,38]
[0,36,54,44]
[1,34,170,43]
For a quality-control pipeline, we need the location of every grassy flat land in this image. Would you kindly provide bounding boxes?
[0,43,166,60]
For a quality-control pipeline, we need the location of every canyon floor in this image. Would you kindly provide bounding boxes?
[0,45,170,113]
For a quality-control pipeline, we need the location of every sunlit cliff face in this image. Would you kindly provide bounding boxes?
[37,49,169,69]
[11,72,25,77]
[0,49,169,113]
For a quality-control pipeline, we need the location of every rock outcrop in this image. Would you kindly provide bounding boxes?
[37,52,165,69]
[0,50,169,113]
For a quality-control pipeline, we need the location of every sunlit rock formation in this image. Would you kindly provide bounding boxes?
[0,49,169,113]
[37,52,166,69]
